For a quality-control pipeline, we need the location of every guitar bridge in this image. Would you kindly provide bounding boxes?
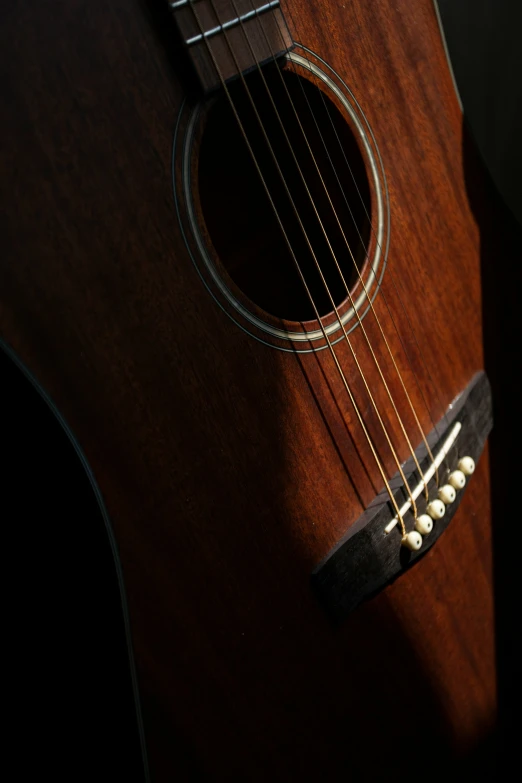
[311,371,493,622]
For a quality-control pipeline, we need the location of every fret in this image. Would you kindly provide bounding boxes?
[169,0,293,93]
[185,2,281,47]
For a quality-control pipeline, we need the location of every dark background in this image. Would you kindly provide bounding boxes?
[437,0,522,774]
[437,0,522,224]
[3,2,521,780]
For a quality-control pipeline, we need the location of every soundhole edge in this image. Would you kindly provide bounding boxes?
[178,47,388,351]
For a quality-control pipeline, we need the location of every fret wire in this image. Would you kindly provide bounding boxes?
[185,2,280,47]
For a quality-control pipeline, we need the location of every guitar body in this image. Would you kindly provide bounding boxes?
[1,1,496,779]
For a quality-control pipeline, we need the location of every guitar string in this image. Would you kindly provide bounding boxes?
[278,1,455,468]
[189,0,416,529]
[187,1,409,532]
[233,0,435,499]
[288,58,452,474]
[317,93,457,466]
[204,0,422,518]
[288,55,455,474]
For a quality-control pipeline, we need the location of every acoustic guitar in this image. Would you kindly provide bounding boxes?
[1,0,498,779]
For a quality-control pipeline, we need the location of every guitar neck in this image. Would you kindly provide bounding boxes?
[169,0,293,92]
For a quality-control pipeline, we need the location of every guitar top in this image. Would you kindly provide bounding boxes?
[1,1,498,780]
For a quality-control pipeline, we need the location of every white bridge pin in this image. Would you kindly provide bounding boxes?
[449,469,466,490]
[438,484,456,504]
[383,421,462,536]
[427,499,446,519]
[458,456,475,476]
[401,531,423,551]
[415,514,433,535]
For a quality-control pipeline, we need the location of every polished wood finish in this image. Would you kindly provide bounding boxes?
[0,1,496,780]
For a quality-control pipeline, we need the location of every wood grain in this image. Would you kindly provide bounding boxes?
[0,0,496,779]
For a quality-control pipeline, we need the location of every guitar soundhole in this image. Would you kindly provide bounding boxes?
[197,63,372,323]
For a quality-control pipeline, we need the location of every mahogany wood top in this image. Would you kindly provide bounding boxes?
[0,1,496,779]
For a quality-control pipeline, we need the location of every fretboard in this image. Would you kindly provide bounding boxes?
[169,0,293,92]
